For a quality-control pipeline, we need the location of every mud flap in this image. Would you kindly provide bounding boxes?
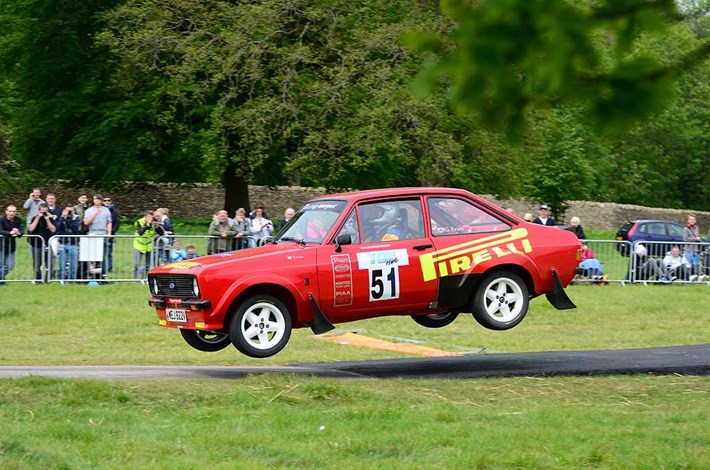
[546,270,576,310]
[308,293,335,335]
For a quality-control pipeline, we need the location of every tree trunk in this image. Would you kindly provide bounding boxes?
[222,160,249,215]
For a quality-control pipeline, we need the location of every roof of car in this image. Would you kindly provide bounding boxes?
[308,187,475,202]
[631,220,684,224]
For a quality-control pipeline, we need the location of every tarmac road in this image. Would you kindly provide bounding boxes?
[0,344,707,380]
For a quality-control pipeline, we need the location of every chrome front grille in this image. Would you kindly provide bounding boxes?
[149,274,196,298]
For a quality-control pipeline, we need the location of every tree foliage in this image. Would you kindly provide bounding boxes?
[412,0,710,139]
[0,0,708,215]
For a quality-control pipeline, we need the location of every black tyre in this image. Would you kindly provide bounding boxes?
[180,329,231,352]
[472,270,529,331]
[411,312,459,328]
[229,295,292,358]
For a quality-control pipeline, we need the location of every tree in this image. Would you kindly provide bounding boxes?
[412,0,710,140]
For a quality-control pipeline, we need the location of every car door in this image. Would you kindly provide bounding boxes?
[424,196,516,288]
[316,198,438,321]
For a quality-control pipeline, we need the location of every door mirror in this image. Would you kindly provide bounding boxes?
[334,233,352,252]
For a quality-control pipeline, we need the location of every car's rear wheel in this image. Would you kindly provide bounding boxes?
[472,270,529,331]
[180,329,231,352]
[229,295,292,358]
[411,312,459,328]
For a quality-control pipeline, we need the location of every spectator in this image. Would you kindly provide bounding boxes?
[84,194,112,279]
[154,207,174,264]
[276,207,296,232]
[630,244,669,282]
[132,210,162,280]
[532,204,556,226]
[523,212,533,223]
[23,187,44,229]
[73,194,90,234]
[569,216,587,240]
[232,208,251,250]
[576,242,605,281]
[170,239,188,262]
[44,193,63,277]
[682,215,701,272]
[102,196,121,273]
[55,205,82,281]
[249,204,273,246]
[45,193,63,220]
[249,202,270,220]
[0,205,23,285]
[28,202,56,282]
[663,246,693,281]
[185,242,200,259]
[208,210,237,254]
[73,194,90,279]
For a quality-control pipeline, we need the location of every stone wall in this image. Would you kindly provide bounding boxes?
[2,182,708,231]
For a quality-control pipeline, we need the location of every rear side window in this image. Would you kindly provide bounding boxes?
[427,197,510,236]
[667,224,684,237]
[646,223,666,235]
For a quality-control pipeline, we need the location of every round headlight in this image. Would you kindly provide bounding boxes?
[192,278,200,297]
[152,277,159,295]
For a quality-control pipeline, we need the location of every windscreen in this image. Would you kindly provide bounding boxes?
[274,200,347,244]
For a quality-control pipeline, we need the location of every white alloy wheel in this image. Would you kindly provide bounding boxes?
[230,295,292,358]
[472,271,529,330]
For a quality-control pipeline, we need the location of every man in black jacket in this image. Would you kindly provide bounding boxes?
[0,205,23,284]
[28,202,56,282]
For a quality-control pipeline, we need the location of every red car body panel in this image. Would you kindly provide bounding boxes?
[148,187,580,337]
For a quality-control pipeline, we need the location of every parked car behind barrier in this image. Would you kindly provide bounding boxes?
[615,220,708,257]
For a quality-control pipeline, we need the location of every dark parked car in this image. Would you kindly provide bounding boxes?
[615,220,706,256]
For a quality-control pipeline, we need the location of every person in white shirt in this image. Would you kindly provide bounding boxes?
[663,246,694,281]
[249,204,273,246]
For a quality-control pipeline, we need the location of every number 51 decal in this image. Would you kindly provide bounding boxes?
[357,249,408,302]
[369,267,399,301]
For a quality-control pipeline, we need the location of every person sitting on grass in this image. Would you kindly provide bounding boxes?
[576,243,606,282]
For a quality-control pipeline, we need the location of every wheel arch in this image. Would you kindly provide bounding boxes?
[224,283,301,331]
[479,264,536,298]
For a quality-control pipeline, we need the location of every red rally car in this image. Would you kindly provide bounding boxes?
[148,188,582,358]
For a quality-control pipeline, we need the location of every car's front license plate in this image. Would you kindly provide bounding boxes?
[166,308,188,323]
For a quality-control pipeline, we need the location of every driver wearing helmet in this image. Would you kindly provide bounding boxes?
[364,202,402,242]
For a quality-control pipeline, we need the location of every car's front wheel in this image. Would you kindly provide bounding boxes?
[411,312,459,328]
[180,329,231,352]
[229,295,292,358]
[472,271,529,331]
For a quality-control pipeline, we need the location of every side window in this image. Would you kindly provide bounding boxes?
[667,224,684,237]
[358,199,424,243]
[428,197,510,236]
[638,224,648,234]
[648,223,666,235]
[337,210,361,244]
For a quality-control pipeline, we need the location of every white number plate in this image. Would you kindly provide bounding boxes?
[166,308,188,323]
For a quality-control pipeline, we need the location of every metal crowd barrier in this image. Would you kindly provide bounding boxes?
[0,234,256,284]
[2,234,707,286]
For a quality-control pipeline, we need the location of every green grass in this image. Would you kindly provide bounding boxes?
[0,283,707,365]
[0,283,707,468]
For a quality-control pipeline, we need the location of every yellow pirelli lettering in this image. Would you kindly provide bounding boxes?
[419,228,533,281]
[159,319,167,326]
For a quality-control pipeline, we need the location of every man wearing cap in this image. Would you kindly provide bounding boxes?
[532,204,556,226]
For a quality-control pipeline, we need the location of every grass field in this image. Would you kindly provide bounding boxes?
[0,283,708,468]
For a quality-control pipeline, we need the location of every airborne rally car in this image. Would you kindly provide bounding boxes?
[148,188,581,358]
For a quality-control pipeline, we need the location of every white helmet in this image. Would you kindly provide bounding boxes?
[370,203,399,226]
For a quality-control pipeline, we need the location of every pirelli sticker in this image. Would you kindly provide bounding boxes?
[419,228,532,282]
